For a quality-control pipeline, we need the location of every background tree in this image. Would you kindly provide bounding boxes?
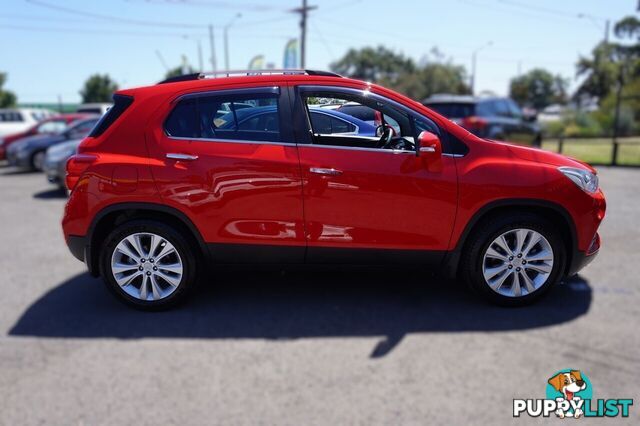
[509,68,568,110]
[330,46,469,101]
[79,74,119,103]
[330,46,415,83]
[0,72,17,108]
[164,65,196,80]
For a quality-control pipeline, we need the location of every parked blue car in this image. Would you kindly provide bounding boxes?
[6,117,99,170]
[215,105,377,137]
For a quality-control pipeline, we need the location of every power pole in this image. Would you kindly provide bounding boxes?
[604,19,610,43]
[290,0,317,69]
[209,24,217,71]
[197,40,203,72]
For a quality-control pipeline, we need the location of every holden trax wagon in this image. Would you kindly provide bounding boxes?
[62,70,606,310]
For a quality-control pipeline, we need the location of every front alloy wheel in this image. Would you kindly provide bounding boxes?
[482,228,554,297]
[460,212,565,306]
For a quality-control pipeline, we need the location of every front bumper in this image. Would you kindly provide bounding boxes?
[43,158,65,185]
[568,232,600,276]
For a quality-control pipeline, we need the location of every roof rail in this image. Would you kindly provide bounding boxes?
[158,69,341,84]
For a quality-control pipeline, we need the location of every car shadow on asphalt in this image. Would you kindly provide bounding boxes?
[32,188,67,199]
[9,270,592,358]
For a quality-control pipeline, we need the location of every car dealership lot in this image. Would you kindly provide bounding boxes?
[0,165,638,425]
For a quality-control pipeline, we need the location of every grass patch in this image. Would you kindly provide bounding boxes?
[541,137,640,166]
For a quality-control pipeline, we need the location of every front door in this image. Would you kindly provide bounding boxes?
[146,85,305,263]
[292,85,458,264]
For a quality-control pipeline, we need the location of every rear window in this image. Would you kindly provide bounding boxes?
[424,103,475,118]
[164,89,282,143]
[88,95,133,137]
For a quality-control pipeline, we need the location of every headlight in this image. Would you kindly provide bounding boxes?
[558,167,599,194]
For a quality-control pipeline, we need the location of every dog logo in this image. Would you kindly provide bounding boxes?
[514,369,632,418]
[547,370,588,418]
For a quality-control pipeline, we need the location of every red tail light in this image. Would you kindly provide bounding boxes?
[461,116,488,134]
[66,153,97,190]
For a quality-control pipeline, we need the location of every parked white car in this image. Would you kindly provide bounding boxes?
[0,108,55,137]
[76,103,112,115]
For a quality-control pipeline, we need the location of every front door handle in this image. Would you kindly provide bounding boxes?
[309,167,342,176]
[166,153,199,161]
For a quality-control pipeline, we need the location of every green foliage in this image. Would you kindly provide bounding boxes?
[509,68,567,110]
[330,46,470,100]
[164,65,196,80]
[0,72,17,107]
[79,74,119,103]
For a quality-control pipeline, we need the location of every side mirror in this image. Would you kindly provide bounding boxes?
[416,131,442,157]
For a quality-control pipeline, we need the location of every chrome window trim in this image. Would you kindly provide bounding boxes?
[166,135,297,147]
[298,143,414,155]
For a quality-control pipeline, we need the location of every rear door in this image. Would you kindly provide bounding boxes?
[146,85,306,263]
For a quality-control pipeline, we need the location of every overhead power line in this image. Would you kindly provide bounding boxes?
[25,0,206,28]
[125,0,285,12]
[0,23,206,38]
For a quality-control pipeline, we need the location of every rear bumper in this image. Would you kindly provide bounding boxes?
[66,235,97,275]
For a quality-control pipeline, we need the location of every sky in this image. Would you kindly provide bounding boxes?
[1,0,638,104]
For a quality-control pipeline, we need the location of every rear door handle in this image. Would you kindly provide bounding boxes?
[166,153,198,161]
[309,167,342,176]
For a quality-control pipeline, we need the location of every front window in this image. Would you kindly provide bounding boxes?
[301,88,437,152]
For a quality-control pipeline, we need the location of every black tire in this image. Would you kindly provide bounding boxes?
[460,212,566,306]
[99,220,198,310]
[31,150,46,171]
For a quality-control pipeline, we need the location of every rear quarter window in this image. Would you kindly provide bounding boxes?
[88,95,133,137]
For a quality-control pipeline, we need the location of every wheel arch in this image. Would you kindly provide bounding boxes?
[443,198,577,279]
[86,202,207,277]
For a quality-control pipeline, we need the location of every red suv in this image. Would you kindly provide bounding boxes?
[62,70,606,309]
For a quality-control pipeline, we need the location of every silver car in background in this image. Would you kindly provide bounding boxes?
[43,138,82,190]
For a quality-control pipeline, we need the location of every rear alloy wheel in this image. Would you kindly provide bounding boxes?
[461,213,565,306]
[100,221,197,310]
[111,232,184,301]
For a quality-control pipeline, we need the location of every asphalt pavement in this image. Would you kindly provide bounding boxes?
[0,164,638,425]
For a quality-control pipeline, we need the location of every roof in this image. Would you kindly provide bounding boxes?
[158,69,341,85]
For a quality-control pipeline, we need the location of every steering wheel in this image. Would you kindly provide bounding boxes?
[376,125,394,149]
